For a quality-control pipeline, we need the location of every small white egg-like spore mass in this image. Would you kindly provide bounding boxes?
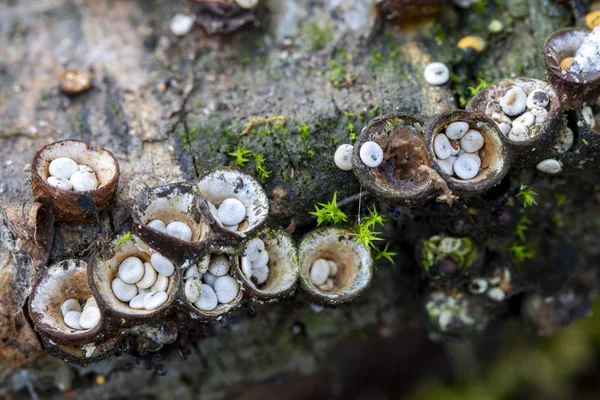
[129,293,147,309]
[526,89,550,109]
[143,291,169,310]
[251,264,269,285]
[61,298,81,316]
[424,62,450,85]
[136,262,158,289]
[194,284,218,310]
[147,219,166,233]
[500,86,527,116]
[445,121,469,140]
[79,306,101,329]
[70,170,98,192]
[166,221,192,241]
[185,277,203,303]
[150,253,175,277]
[217,198,246,226]
[208,254,230,277]
[214,276,240,304]
[359,141,383,167]
[536,159,562,174]
[244,238,265,262]
[170,13,195,36]
[111,278,138,302]
[150,274,169,292]
[334,144,354,171]
[47,177,74,191]
[203,272,219,288]
[310,259,330,286]
[436,156,457,176]
[433,133,452,159]
[118,256,145,284]
[460,129,485,153]
[49,157,78,179]
[453,154,480,180]
[63,311,82,330]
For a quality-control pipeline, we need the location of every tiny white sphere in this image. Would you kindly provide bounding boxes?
[251,264,269,285]
[334,144,354,171]
[47,176,73,191]
[112,278,138,302]
[487,287,506,302]
[147,219,166,233]
[166,221,192,242]
[536,159,562,174]
[184,265,201,280]
[241,256,252,279]
[327,260,338,277]
[514,112,535,127]
[582,106,596,129]
[359,141,384,167]
[508,123,530,142]
[252,249,269,269]
[526,89,550,109]
[78,164,93,172]
[61,298,81,316]
[208,254,230,277]
[49,157,78,179]
[424,62,450,85]
[118,256,145,284]
[79,306,101,329]
[436,155,457,176]
[553,127,574,153]
[63,311,82,330]
[143,291,169,311]
[136,262,158,289]
[217,198,246,225]
[460,129,485,153]
[453,154,480,180]
[150,274,169,292]
[491,112,512,125]
[213,276,240,304]
[194,284,218,311]
[244,238,265,262]
[170,13,195,36]
[498,123,511,136]
[185,277,203,303]
[488,19,503,33]
[310,259,330,286]
[203,271,219,288]
[460,153,481,169]
[83,296,97,310]
[468,278,488,294]
[150,253,175,277]
[234,0,259,9]
[530,107,548,124]
[129,293,147,309]
[433,133,452,160]
[500,86,527,116]
[445,121,469,140]
[69,170,98,192]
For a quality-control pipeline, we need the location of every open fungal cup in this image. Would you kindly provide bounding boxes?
[298,227,374,305]
[426,110,509,195]
[424,290,490,338]
[197,168,269,241]
[89,235,180,327]
[180,251,243,320]
[418,235,482,284]
[466,78,564,164]
[545,28,600,109]
[30,139,119,223]
[132,182,212,263]
[29,259,108,346]
[235,226,299,301]
[352,115,437,205]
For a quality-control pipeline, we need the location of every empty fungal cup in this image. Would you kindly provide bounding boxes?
[28,259,108,346]
[30,139,120,223]
[132,182,212,263]
[89,235,180,327]
[235,226,299,301]
[544,28,600,109]
[298,227,374,305]
[352,115,437,205]
[426,110,509,195]
[197,168,269,241]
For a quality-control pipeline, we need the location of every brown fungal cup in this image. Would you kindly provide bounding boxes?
[298,227,374,306]
[467,78,565,166]
[89,235,181,327]
[189,0,260,35]
[544,29,600,109]
[30,139,120,223]
[197,167,269,242]
[28,259,109,346]
[425,110,510,196]
[234,226,299,302]
[352,115,437,205]
[132,182,212,264]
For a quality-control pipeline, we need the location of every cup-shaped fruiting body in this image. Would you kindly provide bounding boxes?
[30,139,119,223]
[197,168,269,242]
[89,235,181,327]
[1,201,54,267]
[425,110,509,195]
[298,227,373,305]
[466,78,564,167]
[423,289,490,339]
[189,0,260,35]
[28,259,112,346]
[132,182,212,264]
[352,115,437,205]
[234,226,299,302]
[178,249,244,321]
[417,234,482,285]
[544,28,600,109]
[38,334,121,366]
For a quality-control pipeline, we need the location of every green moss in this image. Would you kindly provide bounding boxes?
[302,22,332,51]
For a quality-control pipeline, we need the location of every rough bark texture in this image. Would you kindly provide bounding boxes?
[1,0,600,399]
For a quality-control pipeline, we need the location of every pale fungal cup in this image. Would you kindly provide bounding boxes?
[170,13,195,36]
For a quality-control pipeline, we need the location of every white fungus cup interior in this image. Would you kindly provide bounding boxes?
[35,140,118,191]
[431,117,507,185]
[138,187,211,242]
[29,259,102,338]
[241,230,299,295]
[92,240,176,317]
[299,228,373,300]
[191,253,243,316]
[546,29,600,82]
[197,168,269,237]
